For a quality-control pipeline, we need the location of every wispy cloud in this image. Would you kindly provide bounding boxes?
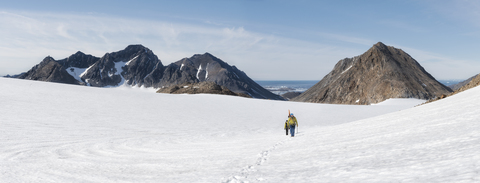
[316,32,375,46]
[399,45,480,80]
[3,10,470,80]
[0,10,361,79]
[426,0,480,30]
[379,20,429,33]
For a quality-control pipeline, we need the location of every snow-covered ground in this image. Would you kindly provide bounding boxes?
[1,77,479,182]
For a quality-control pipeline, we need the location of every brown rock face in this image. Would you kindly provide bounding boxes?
[292,42,453,105]
[455,74,480,93]
[448,74,477,91]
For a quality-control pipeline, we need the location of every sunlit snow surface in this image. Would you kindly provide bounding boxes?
[1,78,479,182]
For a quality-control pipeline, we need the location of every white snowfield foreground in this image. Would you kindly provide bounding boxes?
[1,77,479,182]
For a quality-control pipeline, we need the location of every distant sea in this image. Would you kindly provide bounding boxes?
[255,80,319,95]
[257,80,464,95]
[438,80,462,87]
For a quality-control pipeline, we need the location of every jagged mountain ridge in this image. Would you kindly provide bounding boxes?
[15,45,283,100]
[292,42,453,105]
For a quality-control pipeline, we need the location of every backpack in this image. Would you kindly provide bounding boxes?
[288,116,297,127]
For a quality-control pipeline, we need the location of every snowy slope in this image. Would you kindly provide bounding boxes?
[239,89,480,182]
[1,77,478,182]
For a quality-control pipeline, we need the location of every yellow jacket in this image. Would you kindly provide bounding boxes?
[288,116,298,127]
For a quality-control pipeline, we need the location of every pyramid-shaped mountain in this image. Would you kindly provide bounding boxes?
[15,45,283,100]
[292,42,453,105]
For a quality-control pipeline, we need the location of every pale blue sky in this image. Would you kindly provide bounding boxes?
[1,0,480,80]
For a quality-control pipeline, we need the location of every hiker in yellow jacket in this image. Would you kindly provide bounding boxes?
[288,113,298,137]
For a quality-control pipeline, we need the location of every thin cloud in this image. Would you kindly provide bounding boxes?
[426,0,480,29]
[320,33,375,46]
[379,20,429,33]
[0,10,359,79]
[399,45,480,80]
[3,10,468,80]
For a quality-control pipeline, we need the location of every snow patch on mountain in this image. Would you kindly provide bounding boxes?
[80,64,95,78]
[196,64,202,80]
[66,67,88,83]
[341,65,353,74]
[106,61,127,87]
[125,55,139,66]
[113,61,126,76]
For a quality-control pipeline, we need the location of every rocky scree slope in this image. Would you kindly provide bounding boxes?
[424,73,480,104]
[448,74,479,91]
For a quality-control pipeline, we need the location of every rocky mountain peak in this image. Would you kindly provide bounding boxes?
[124,44,149,52]
[58,51,99,68]
[200,52,219,60]
[186,52,225,66]
[40,56,55,65]
[373,41,388,49]
[18,56,80,85]
[292,42,452,105]
[73,51,86,56]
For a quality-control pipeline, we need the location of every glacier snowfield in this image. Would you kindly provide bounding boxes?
[1,77,479,182]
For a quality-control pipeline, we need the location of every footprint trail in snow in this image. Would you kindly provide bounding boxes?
[224,133,303,183]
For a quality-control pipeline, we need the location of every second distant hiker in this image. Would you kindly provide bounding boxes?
[284,120,289,136]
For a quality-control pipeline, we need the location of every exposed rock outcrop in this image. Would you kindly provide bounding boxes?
[448,74,479,91]
[281,92,302,100]
[455,74,480,93]
[156,82,251,98]
[424,73,480,104]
